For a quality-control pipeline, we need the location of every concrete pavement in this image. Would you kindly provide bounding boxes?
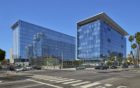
[1,68,140,88]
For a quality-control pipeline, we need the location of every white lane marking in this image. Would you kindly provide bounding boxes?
[49,79,63,82]
[52,77,69,81]
[80,82,101,88]
[54,77,68,80]
[34,75,68,82]
[18,84,43,88]
[34,75,66,80]
[104,83,112,87]
[55,79,75,83]
[62,80,82,84]
[117,86,127,88]
[46,77,74,83]
[47,76,68,80]
[27,79,63,88]
[34,75,69,82]
[95,86,106,88]
[71,81,90,86]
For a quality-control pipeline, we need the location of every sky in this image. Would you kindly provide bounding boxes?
[0,0,140,58]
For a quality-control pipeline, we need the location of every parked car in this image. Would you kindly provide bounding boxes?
[23,66,32,71]
[9,65,15,71]
[95,65,109,70]
[76,65,86,70]
[33,66,42,70]
[22,66,33,71]
[26,66,33,70]
[122,63,128,68]
[15,67,24,72]
[110,65,117,69]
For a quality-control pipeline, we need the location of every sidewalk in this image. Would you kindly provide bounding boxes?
[42,67,139,72]
[96,68,139,73]
[60,68,76,71]
[0,71,32,77]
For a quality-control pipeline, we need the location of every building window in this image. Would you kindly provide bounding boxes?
[108,50,110,54]
[108,28,111,31]
[107,38,111,43]
[121,45,124,48]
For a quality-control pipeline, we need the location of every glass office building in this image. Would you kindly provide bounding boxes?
[11,20,75,62]
[77,12,128,62]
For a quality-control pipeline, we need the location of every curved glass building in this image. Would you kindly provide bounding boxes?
[11,20,75,63]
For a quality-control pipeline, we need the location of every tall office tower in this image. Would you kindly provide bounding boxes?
[77,12,128,62]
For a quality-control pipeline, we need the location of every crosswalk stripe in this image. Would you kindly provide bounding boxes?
[34,76,69,82]
[27,79,63,88]
[42,76,68,80]
[47,77,76,83]
[62,80,82,84]
[19,84,43,88]
[71,81,90,86]
[104,84,112,87]
[117,86,127,88]
[95,86,106,88]
[55,79,75,83]
[49,79,68,82]
[80,82,101,88]
[33,75,79,84]
[44,76,68,80]
[45,78,69,82]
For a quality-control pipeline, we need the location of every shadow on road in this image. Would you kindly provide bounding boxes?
[0,75,32,82]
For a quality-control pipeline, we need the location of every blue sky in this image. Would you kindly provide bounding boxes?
[0,0,140,58]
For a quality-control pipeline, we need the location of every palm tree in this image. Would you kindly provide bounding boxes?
[131,43,137,64]
[129,35,134,59]
[129,32,140,66]
[135,32,140,65]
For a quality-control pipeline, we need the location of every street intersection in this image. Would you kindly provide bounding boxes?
[0,69,140,88]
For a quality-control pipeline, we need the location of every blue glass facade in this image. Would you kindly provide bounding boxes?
[77,15,127,61]
[77,20,101,60]
[12,20,75,61]
[100,20,126,59]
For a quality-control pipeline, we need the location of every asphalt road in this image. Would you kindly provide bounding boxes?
[0,69,140,88]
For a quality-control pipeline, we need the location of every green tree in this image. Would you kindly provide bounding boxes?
[127,55,134,65]
[117,56,123,65]
[135,32,140,64]
[106,60,113,66]
[73,60,83,67]
[46,57,59,66]
[0,49,6,62]
[129,32,140,66]
[129,35,135,60]
[129,35,134,43]
[131,43,137,49]
[135,32,140,44]
[109,53,115,61]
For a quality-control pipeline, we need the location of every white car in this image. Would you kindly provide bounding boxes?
[15,67,24,72]
[25,66,32,70]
